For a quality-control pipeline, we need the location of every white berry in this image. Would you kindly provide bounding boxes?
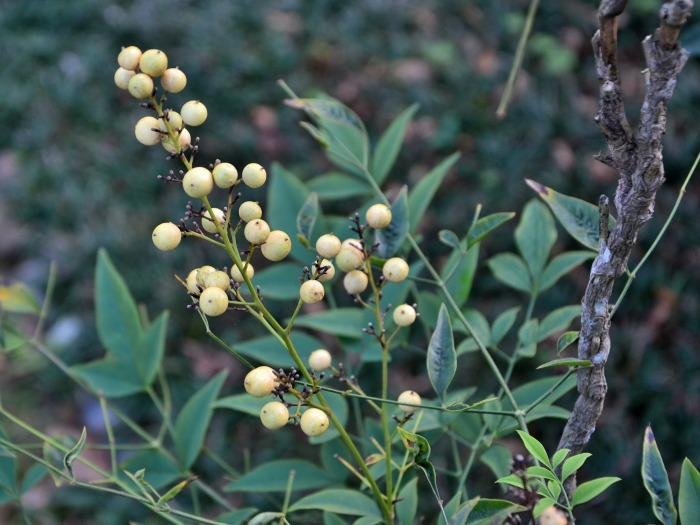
[260,401,289,430]
[366,203,392,229]
[300,408,329,437]
[151,222,181,250]
[300,280,324,304]
[244,366,277,398]
[199,287,229,316]
[308,349,332,371]
[397,390,422,413]
[393,304,417,326]
[242,163,267,188]
[383,257,410,283]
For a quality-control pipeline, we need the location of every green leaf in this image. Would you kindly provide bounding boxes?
[427,304,456,403]
[19,464,47,495]
[561,453,592,482]
[294,308,366,339]
[118,449,180,490]
[248,512,285,525]
[527,179,614,251]
[297,192,319,249]
[397,427,442,516]
[439,230,463,252]
[557,331,579,354]
[517,319,539,357]
[642,425,678,524]
[491,307,521,345]
[467,212,516,250]
[72,357,144,397]
[323,512,349,525]
[526,466,558,482]
[134,312,168,388]
[0,283,41,314]
[375,186,409,258]
[538,305,580,342]
[173,371,227,469]
[679,458,700,525]
[464,499,527,525]
[510,375,577,408]
[407,152,460,232]
[487,253,531,294]
[370,104,419,185]
[441,245,479,309]
[449,497,480,525]
[214,394,270,417]
[540,251,595,292]
[288,489,381,518]
[216,508,258,525]
[516,430,552,469]
[225,460,335,492]
[307,172,371,200]
[254,263,304,300]
[63,427,87,482]
[225,331,324,368]
[396,477,418,525]
[551,448,570,469]
[536,358,592,370]
[454,309,491,346]
[572,477,621,507]
[480,445,513,480]
[515,200,557,284]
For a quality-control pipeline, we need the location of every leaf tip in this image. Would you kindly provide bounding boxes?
[525,179,549,197]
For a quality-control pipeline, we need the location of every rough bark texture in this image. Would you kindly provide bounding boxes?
[556,0,693,497]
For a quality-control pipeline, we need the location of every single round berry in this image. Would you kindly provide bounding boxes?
[128,73,154,99]
[231,263,254,283]
[114,67,135,90]
[181,100,208,126]
[139,48,168,77]
[316,259,335,283]
[182,167,214,198]
[300,280,324,304]
[260,401,289,430]
[308,349,332,371]
[300,408,329,437]
[393,304,417,327]
[335,247,364,272]
[199,286,229,316]
[186,268,200,294]
[196,266,217,288]
[203,270,230,290]
[244,366,277,398]
[151,222,181,251]
[212,162,238,188]
[343,270,369,295]
[244,219,271,245]
[239,201,263,222]
[242,163,267,188]
[316,234,342,259]
[383,257,410,283]
[341,238,364,252]
[397,390,422,413]
[538,506,568,525]
[158,111,183,133]
[261,230,292,261]
[177,128,191,150]
[134,116,161,146]
[161,67,187,93]
[366,203,392,229]
[117,46,142,70]
[202,207,226,234]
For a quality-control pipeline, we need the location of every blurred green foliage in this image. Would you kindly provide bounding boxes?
[0,0,699,523]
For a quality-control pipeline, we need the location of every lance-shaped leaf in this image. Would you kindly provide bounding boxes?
[371,103,419,185]
[466,212,516,251]
[64,427,87,482]
[0,283,41,314]
[515,200,557,284]
[427,304,456,403]
[397,427,444,520]
[407,152,460,232]
[296,192,319,249]
[642,425,678,525]
[679,458,700,525]
[375,186,409,258]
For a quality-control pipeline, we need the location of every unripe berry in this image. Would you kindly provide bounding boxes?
[161,67,187,93]
[244,366,277,398]
[300,280,324,304]
[260,401,289,430]
[239,201,263,222]
[244,219,271,245]
[196,266,216,288]
[383,257,410,283]
[335,247,364,272]
[114,67,135,90]
[203,270,230,290]
[181,100,208,126]
[127,72,154,99]
[242,163,267,188]
[343,270,368,295]
[186,268,200,294]
[161,130,187,154]
[393,304,417,327]
[117,46,142,70]
[182,167,214,198]
[316,259,335,283]
[308,349,332,371]
[261,230,292,261]
[366,203,392,229]
[397,390,422,413]
[134,116,161,146]
[151,222,181,251]
[139,48,168,77]
[158,111,183,133]
[300,408,329,437]
[199,286,229,316]
[212,162,238,188]
[316,234,342,259]
[231,263,254,283]
[202,207,226,234]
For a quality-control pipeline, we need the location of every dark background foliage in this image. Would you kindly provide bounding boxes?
[1,0,699,523]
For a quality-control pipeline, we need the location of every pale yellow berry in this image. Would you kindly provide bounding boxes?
[261,230,292,261]
[186,268,200,294]
[134,116,161,146]
[244,219,271,245]
[203,270,230,290]
[393,304,417,327]
[383,257,410,283]
[202,207,226,234]
[335,247,364,272]
[196,266,216,288]
[158,111,183,133]
[244,366,277,398]
[199,286,229,316]
[366,203,392,229]
[397,391,422,413]
[178,128,191,150]
[231,263,254,283]
[300,280,324,304]
[139,48,168,77]
[114,67,136,89]
[300,408,329,437]
[538,506,568,525]
[182,167,214,198]
[343,270,368,295]
[127,72,154,99]
[260,401,289,430]
[212,162,238,188]
[117,46,142,70]
[239,201,263,222]
[161,67,187,93]
[315,234,342,259]
[151,222,181,251]
[341,238,364,253]
[181,100,208,126]
[316,259,335,283]
[242,163,267,188]
[308,349,332,371]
